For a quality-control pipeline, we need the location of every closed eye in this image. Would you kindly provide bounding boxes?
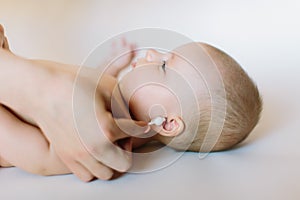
[162,60,166,72]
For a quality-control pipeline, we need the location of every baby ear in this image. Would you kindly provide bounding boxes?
[159,116,185,137]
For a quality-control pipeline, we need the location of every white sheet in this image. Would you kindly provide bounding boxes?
[1,0,300,199]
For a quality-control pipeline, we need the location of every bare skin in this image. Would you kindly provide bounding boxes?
[0,25,148,181]
[1,25,252,180]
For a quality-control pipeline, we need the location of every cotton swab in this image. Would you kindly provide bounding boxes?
[148,116,166,126]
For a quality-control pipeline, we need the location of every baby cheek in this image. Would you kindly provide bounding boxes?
[128,91,162,121]
[129,84,178,121]
[128,92,148,121]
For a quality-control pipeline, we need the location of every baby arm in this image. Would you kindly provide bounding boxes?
[0,105,70,175]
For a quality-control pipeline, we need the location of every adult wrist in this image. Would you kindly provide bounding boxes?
[0,49,73,123]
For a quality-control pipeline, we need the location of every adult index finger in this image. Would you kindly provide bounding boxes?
[96,118,149,172]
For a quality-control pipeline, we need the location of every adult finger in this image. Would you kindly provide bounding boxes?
[78,154,114,180]
[97,76,131,119]
[0,24,4,33]
[92,118,148,172]
[3,37,9,50]
[84,137,132,173]
[62,159,94,182]
[111,118,149,139]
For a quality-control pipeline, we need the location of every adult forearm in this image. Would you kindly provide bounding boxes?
[0,49,52,119]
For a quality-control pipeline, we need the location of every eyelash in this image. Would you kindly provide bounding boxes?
[162,61,166,72]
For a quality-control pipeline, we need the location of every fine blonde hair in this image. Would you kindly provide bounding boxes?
[161,43,262,152]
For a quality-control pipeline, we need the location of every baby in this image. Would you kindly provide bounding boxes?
[0,27,262,178]
[116,42,262,153]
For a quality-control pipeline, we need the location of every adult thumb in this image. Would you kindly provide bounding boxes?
[112,118,150,139]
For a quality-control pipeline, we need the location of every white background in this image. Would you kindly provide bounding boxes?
[0,0,300,199]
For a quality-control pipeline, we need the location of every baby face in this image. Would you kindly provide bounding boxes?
[120,50,185,118]
[118,45,203,138]
[133,50,178,117]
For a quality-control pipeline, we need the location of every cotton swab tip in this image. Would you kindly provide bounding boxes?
[148,116,166,126]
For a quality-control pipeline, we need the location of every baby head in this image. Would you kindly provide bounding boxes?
[119,42,262,152]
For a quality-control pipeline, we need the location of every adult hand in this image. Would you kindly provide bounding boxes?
[29,61,148,181]
[0,24,147,181]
